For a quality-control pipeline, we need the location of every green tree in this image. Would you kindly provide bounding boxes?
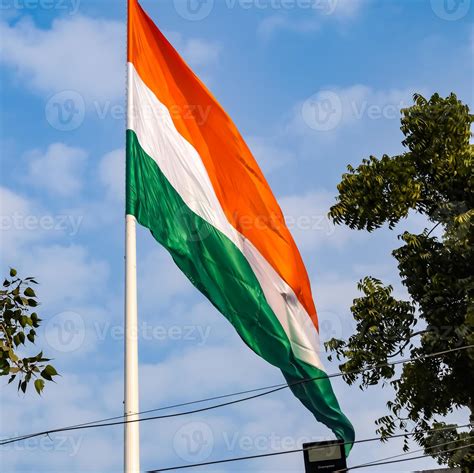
[326,93,473,470]
[0,268,58,394]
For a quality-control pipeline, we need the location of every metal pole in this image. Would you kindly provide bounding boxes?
[125,0,140,470]
[124,215,140,473]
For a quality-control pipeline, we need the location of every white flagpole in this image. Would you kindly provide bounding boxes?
[124,214,140,473]
[124,0,140,470]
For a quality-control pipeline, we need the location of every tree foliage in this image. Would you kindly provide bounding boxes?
[0,268,58,394]
[326,93,473,470]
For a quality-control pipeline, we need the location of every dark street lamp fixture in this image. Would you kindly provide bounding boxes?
[303,440,347,472]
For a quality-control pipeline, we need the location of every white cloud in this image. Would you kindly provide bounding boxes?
[247,135,295,173]
[279,190,364,251]
[311,274,361,342]
[0,187,41,256]
[0,15,124,102]
[18,244,109,308]
[0,186,83,260]
[137,345,266,408]
[0,371,121,473]
[25,143,88,197]
[257,0,368,40]
[164,31,223,68]
[0,361,440,472]
[138,247,194,312]
[98,148,125,202]
[292,84,419,138]
[62,145,127,229]
[257,14,320,40]
[181,38,222,67]
[0,15,222,119]
[331,0,368,17]
[279,84,424,168]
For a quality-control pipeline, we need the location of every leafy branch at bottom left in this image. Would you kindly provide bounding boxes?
[0,268,59,394]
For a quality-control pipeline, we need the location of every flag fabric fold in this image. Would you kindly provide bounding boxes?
[127,0,354,454]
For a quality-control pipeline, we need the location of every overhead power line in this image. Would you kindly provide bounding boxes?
[340,442,474,472]
[0,344,472,447]
[338,437,473,471]
[146,433,473,472]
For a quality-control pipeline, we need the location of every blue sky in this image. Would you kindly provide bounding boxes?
[0,0,472,472]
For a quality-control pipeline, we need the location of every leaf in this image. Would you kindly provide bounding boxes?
[41,364,58,381]
[27,330,36,343]
[8,350,18,363]
[34,379,45,395]
[24,287,36,297]
[31,312,40,328]
[9,268,17,277]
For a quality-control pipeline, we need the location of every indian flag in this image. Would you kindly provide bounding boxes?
[127,0,354,453]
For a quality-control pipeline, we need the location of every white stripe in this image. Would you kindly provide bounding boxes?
[128,63,324,371]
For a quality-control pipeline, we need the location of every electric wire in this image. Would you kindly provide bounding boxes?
[146,431,473,472]
[336,437,474,471]
[340,442,474,471]
[0,344,472,447]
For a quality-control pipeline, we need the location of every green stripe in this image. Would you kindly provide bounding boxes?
[126,129,354,454]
